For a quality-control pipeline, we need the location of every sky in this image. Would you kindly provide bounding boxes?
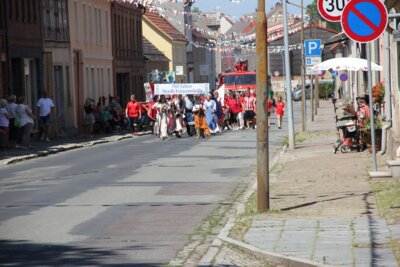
[194,0,315,19]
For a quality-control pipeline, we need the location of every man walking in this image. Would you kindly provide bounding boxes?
[37,91,55,142]
[125,95,141,134]
[243,88,256,129]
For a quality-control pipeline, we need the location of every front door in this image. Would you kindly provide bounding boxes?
[73,50,83,134]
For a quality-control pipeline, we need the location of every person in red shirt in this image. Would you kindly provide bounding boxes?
[125,94,141,134]
[275,96,285,129]
[266,97,273,127]
[226,91,241,130]
[243,88,256,129]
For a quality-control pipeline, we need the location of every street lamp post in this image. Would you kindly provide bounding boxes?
[282,0,295,149]
[256,0,269,211]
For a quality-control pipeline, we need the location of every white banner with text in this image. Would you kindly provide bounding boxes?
[154,83,210,95]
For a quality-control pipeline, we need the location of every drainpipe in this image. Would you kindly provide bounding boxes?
[380,30,392,155]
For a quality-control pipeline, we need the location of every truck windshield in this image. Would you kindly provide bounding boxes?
[223,74,256,85]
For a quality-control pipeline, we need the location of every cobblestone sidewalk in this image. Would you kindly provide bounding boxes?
[243,101,400,266]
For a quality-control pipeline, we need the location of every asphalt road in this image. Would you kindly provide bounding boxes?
[0,101,308,266]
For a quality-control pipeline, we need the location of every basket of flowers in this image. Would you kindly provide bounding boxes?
[372,81,385,104]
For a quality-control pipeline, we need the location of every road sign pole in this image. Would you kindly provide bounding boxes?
[301,0,306,132]
[310,75,314,121]
[366,43,377,172]
[283,0,295,150]
[315,76,319,111]
[256,0,269,212]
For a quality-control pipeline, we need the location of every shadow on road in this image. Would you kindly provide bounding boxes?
[0,240,163,266]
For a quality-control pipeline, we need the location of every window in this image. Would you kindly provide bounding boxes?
[98,9,102,44]
[94,8,100,44]
[27,0,31,22]
[86,67,90,96]
[91,68,95,99]
[83,4,87,42]
[105,11,109,46]
[66,66,72,106]
[89,5,92,43]
[100,68,104,97]
[97,68,101,96]
[9,0,13,19]
[223,74,256,86]
[15,0,19,21]
[107,68,112,95]
[21,0,25,22]
[32,0,37,23]
[74,1,79,41]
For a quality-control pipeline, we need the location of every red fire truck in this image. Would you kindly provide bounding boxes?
[218,60,256,91]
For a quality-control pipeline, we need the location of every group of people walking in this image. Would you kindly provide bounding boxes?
[123,88,287,141]
[0,92,54,150]
[0,88,287,149]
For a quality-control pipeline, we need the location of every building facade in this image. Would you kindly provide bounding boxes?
[41,0,74,136]
[143,36,169,83]
[0,0,7,98]
[68,0,113,132]
[111,1,145,105]
[142,11,187,83]
[6,0,43,111]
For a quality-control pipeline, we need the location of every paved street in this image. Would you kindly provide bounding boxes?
[0,102,307,266]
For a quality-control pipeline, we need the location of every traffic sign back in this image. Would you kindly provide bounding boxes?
[341,0,388,43]
[304,39,322,57]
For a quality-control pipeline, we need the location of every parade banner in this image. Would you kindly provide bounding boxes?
[154,83,210,95]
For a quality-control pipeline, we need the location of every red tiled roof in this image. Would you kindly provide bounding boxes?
[144,11,187,43]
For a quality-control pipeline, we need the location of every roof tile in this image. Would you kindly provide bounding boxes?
[144,11,188,43]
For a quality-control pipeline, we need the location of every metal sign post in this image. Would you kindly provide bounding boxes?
[366,43,377,172]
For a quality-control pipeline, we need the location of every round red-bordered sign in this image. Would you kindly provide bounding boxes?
[318,0,351,22]
[340,73,349,82]
[318,70,327,77]
[341,0,388,43]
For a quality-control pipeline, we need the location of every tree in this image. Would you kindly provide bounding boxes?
[306,0,342,32]
[192,6,201,15]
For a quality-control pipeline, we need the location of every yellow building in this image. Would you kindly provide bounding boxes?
[142,11,188,83]
[68,0,113,132]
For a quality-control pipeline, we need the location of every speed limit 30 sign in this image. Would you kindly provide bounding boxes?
[318,0,351,22]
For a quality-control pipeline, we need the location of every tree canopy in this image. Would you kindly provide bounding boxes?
[306,0,342,32]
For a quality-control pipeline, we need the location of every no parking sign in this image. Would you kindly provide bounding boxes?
[340,73,348,82]
[341,0,388,43]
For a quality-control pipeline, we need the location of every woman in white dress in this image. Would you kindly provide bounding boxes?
[203,94,219,134]
[155,95,170,140]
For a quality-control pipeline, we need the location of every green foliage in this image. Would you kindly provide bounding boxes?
[318,83,334,99]
[192,6,201,15]
[306,0,342,32]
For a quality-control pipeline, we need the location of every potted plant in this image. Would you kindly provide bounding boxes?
[363,116,383,152]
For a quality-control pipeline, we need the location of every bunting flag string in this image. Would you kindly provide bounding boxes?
[111,0,308,53]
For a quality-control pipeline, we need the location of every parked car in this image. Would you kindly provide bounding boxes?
[292,85,311,101]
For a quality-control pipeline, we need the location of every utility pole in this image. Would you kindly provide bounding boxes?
[283,0,295,150]
[300,0,306,132]
[256,0,269,211]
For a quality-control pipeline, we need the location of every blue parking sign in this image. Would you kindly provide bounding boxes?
[304,39,322,57]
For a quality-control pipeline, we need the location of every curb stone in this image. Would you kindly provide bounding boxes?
[0,133,146,166]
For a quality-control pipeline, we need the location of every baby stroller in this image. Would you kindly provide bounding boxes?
[331,99,364,154]
[333,116,360,153]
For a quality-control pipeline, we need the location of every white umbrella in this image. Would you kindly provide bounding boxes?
[311,57,383,71]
